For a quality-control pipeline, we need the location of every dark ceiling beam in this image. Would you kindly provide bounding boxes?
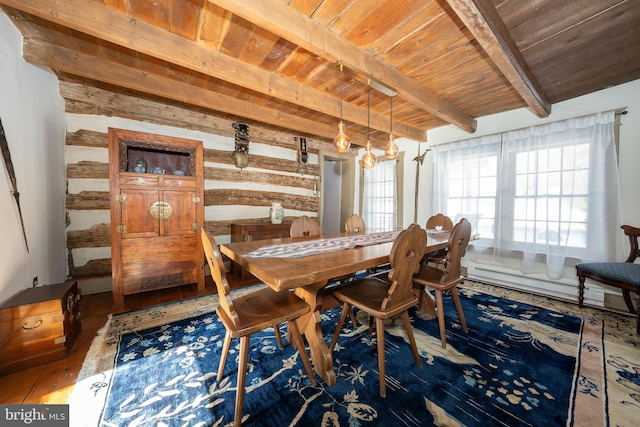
[22,38,376,147]
[0,0,425,141]
[208,0,477,135]
[446,0,551,117]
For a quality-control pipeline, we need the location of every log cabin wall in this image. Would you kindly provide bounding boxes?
[62,80,321,292]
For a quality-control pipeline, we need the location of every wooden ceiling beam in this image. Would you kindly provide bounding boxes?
[1,0,425,141]
[208,0,476,134]
[446,0,551,117]
[22,38,376,147]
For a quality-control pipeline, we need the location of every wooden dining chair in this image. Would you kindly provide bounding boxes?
[576,225,640,334]
[289,215,321,237]
[412,218,472,349]
[424,213,454,266]
[426,213,454,231]
[345,213,366,234]
[200,229,316,426]
[329,223,426,397]
[333,213,367,326]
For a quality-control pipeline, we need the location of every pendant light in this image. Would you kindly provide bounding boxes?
[361,80,377,169]
[384,95,398,159]
[333,62,351,153]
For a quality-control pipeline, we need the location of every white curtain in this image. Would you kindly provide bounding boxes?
[362,159,398,232]
[432,111,621,280]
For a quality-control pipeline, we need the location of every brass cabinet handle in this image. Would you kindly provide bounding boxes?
[21,318,43,330]
[150,201,173,219]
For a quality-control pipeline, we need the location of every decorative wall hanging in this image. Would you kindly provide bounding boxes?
[0,118,28,251]
[232,122,250,169]
[295,137,309,175]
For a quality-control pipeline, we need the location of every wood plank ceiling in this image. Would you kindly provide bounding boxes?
[1,0,639,150]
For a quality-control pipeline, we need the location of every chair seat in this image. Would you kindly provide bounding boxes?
[576,262,640,288]
[575,225,640,335]
[217,287,311,338]
[415,264,445,282]
[413,264,464,291]
[332,277,417,320]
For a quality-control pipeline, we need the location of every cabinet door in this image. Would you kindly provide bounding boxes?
[120,189,160,238]
[161,190,198,235]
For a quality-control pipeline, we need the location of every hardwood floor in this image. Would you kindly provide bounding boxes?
[0,275,242,405]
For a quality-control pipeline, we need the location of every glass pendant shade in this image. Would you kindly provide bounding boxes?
[334,121,351,152]
[334,62,350,153]
[384,134,398,159]
[360,79,376,169]
[361,141,377,169]
[384,94,398,159]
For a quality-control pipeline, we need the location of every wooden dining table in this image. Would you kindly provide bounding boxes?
[220,230,450,386]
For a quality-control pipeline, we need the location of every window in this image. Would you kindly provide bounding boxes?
[509,142,590,249]
[433,111,621,279]
[361,154,404,232]
[438,136,499,241]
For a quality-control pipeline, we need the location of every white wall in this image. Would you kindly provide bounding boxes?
[0,13,67,302]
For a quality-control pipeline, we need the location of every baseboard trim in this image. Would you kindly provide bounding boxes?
[466,264,606,307]
[76,275,113,295]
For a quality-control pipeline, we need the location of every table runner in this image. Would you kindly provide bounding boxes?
[244,230,401,258]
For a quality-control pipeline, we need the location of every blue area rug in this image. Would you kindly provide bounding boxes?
[70,282,640,426]
[69,282,640,427]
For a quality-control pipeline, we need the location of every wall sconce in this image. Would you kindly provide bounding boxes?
[232,122,249,169]
[295,137,309,175]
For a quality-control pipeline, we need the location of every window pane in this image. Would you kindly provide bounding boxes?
[362,159,397,232]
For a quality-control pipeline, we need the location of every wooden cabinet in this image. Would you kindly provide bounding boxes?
[109,128,204,306]
[230,221,291,280]
[0,281,80,375]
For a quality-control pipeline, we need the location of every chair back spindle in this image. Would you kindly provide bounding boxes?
[201,229,239,326]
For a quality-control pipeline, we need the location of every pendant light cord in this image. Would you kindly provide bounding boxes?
[367,79,370,141]
[339,62,344,121]
[390,95,393,134]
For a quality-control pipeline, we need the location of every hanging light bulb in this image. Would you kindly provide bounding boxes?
[361,141,377,169]
[333,62,351,153]
[384,95,398,159]
[361,80,377,169]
